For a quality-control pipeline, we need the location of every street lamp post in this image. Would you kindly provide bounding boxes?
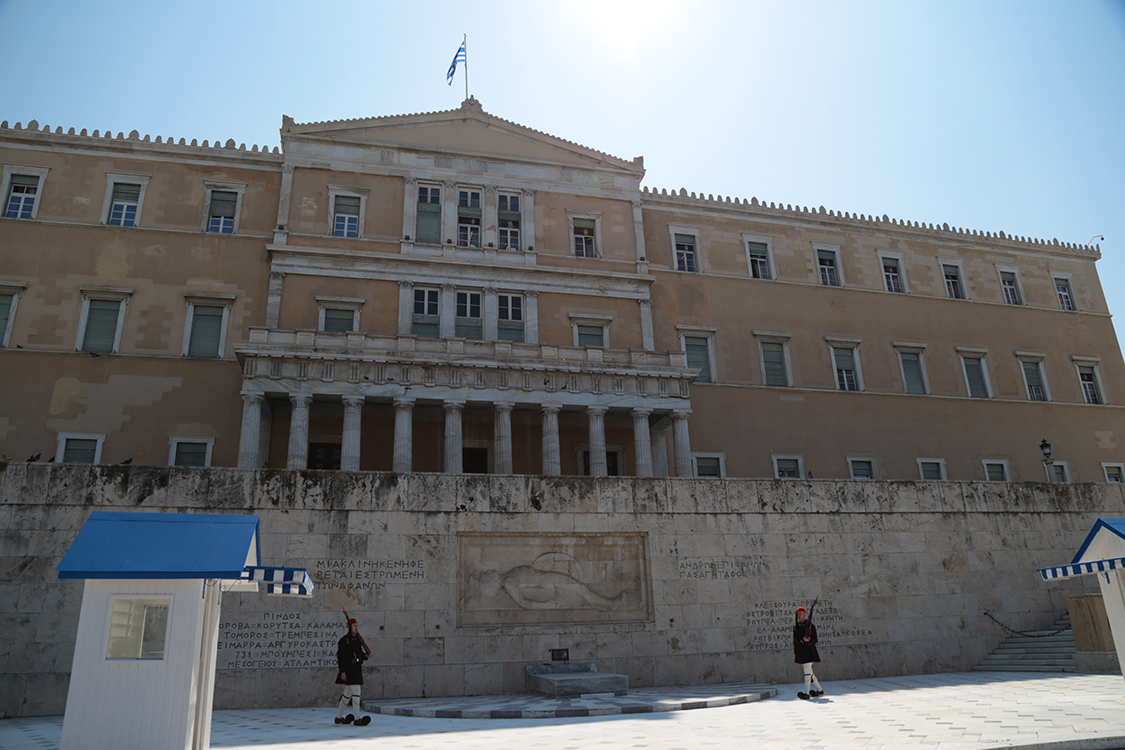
[1040,439,1053,481]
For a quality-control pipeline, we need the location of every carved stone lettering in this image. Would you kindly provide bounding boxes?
[217,612,343,669]
[742,599,871,652]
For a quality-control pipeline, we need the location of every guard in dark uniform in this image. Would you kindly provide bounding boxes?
[334,618,372,725]
[794,605,824,700]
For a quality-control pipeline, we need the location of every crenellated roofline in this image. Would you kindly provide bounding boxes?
[0,118,281,158]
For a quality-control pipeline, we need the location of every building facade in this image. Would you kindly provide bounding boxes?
[1,98,1123,482]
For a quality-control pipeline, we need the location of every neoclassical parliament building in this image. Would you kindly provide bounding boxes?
[1,98,1122,483]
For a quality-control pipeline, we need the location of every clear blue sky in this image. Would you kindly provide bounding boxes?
[2,0,1123,347]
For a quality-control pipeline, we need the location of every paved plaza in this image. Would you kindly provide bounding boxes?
[0,671,1122,750]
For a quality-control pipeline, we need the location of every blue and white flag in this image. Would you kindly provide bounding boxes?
[447,40,466,86]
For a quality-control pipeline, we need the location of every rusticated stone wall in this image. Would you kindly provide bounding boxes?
[0,462,1116,717]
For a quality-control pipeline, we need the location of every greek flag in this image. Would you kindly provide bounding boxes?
[447,40,466,86]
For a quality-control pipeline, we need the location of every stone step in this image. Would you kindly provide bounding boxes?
[978,658,1075,667]
[972,664,1075,672]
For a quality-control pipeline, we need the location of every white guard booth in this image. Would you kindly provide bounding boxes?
[56,511,314,750]
[1038,517,1125,682]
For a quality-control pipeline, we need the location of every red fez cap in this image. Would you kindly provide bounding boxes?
[347,618,358,625]
[796,607,806,612]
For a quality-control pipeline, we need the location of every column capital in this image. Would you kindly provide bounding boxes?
[586,405,608,416]
[672,409,692,420]
[484,185,497,197]
[269,270,285,282]
[443,399,466,412]
[290,392,314,406]
[394,396,416,409]
[521,188,535,199]
[483,285,498,295]
[631,407,654,417]
[493,401,514,413]
[283,164,295,175]
[443,179,457,193]
[441,282,456,293]
[398,279,414,290]
[540,404,562,415]
[631,199,642,209]
[241,390,265,404]
[342,394,365,408]
[525,289,540,299]
[638,297,652,308]
[405,176,417,188]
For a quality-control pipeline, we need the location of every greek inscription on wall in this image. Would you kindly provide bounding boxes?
[742,599,873,652]
[217,612,343,670]
[311,558,425,591]
[677,556,765,579]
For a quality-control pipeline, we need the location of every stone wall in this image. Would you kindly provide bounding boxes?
[0,462,1116,717]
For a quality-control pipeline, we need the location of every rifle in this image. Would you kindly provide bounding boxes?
[343,609,372,659]
[807,596,819,623]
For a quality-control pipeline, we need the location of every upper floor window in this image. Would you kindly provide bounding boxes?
[1020,358,1049,402]
[756,334,791,387]
[58,432,105,464]
[773,455,804,479]
[574,219,596,257]
[830,344,861,391]
[201,181,246,235]
[918,459,946,480]
[333,195,360,237]
[498,193,521,251]
[455,290,482,340]
[960,353,991,398]
[570,314,612,348]
[497,293,524,342]
[0,281,26,348]
[412,288,440,338]
[675,234,698,273]
[576,324,605,347]
[416,185,441,244]
[3,165,49,219]
[942,262,966,300]
[1077,364,1103,405]
[693,453,725,478]
[457,189,481,247]
[849,458,876,479]
[1103,464,1124,483]
[983,460,1009,481]
[881,255,906,293]
[999,269,1023,305]
[169,437,213,467]
[77,288,132,354]
[1054,277,1076,311]
[898,349,928,395]
[183,294,234,358]
[680,330,714,383]
[744,237,774,280]
[816,247,841,287]
[103,174,150,227]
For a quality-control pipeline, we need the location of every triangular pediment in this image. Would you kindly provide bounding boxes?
[283,98,644,176]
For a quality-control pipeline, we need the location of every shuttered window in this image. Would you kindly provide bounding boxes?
[850,460,875,479]
[6,174,39,218]
[82,299,122,353]
[919,461,943,480]
[962,356,989,398]
[574,219,596,257]
[498,294,523,342]
[1079,366,1102,404]
[761,342,788,387]
[187,305,224,357]
[173,441,208,467]
[577,325,604,347]
[943,265,965,299]
[0,293,12,346]
[63,438,99,464]
[412,289,439,338]
[416,186,441,244]
[695,456,722,477]
[1106,466,1123,483]
[1000,271,1021,305]
[208,190,237,233]
[985,462,1007,481]
[684,336,712,383]
[1053,464,1068,482]
[900,352,926,395]
[833,347,857,391]
[675,234,697,272]
[333,195,360,237]
[818,250,839,286]
[883,259,903,293]
[455,292,482,340]
[108,183,141,226]
[1022,361,1046,401]
[322,308,355,333]
[775,458,801,478]
[1055,279,1075,311]
[747,242,771,279]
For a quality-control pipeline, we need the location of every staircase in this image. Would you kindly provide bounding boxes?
[973,613,1076,673]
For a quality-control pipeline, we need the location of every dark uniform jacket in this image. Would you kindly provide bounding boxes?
[336,632,369,685]
[793,620,821,664]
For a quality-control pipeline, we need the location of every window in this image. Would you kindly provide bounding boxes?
[882,257,905,293]
[57,432,105,464]
[577,325,605,347]
[201,181,246,234]
[1103,464,1124,483]
[999,269,1022,305]
[773,455,804,479]
[693,454,725,478]
[918,459,946,480]
[1020,359,1048,402]
[832,346,860,391]
[498,193,521,251]
[102,174,149,227]
[942,263,966,300]
[0,282,26,348]
[580,447,623,476]
[815,246,842,287]
[983,460,1009,481]
[78,289,131,353]
[106,597,170,661]
[333,195,360,237]
[744,236,774,280]
[898,351,928,395]
[316,296,363,335]
[1077,364,1103,405]
[574,218,596,257]
[412,288,440,338]
[679,330,715,383]
[1055,278,1076,311]
[1050,462,1069,482]
[571,315,612,348]
[758,338,790,387]
[960,354,990,398]
[497,294,524,342]
[186,305,225,356]
[416,184,441,244]
[169,438,213,467]
[3,165,49,220]
[455,291,482,340]
[849,458,876,480]
[457,188,481,247]
[323,309,355,333]
[675,234,698,273]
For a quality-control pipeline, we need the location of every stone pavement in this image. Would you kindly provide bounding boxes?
[0,671,1122,750]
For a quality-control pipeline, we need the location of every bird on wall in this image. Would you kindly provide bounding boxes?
[89,351,99,357]
[46,456,55,463]
[27,453,40,462]
[1,455,11,461]
[120,458,132,464]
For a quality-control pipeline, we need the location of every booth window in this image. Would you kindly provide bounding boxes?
[106,597,170,660]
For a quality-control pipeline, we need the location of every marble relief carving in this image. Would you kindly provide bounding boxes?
[458,533,652,626]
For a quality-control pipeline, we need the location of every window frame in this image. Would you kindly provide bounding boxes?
[0,281,27,348]
[755,331,792,388]
[103,595,173,662]
[772,454,805,479]
[878,251,908,294]
[678,326,717,384]
[1016,352,1050,402]
[693,452,726,478]
[668,225,702,273]
[76,287,132,353]
[57,432,106,464]
[412,287,441,338]
[497,292,525,342]
[813,242,843,287]
[1052,273,1078,312]
[848,457,877,480]
[568,209,603,259]
[996,265,1024,306]
[456,186,483,248]
[182,292,235,358]
[101,173,150,227]
[327,185,368,239]
[743,233,776,281]
[455,289,484,340]
[917,458,947,480]
[496,191,522,251]
[957,348,992,399]
[577,444,626,476]
[1073,357,1105,405]
[2,164,50,220]
[1047,461,1070,482]
[414,182,443,245]
[982,459,1010,481]
[826,337,863,392]
[314,295,364,334]
[569,313,613,348]
[894,343,930,395]
[1101,463,1124,483]
[939,258,969,300]
[168,437,214,467]
[200,180,246,235]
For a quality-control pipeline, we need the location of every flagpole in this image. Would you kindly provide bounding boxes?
[463,34,469,100]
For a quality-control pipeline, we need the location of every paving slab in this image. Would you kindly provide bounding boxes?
[0,672,1122,750]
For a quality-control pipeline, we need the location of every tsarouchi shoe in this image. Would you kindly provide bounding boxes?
[798,692,810,700]
[354,716,371,726]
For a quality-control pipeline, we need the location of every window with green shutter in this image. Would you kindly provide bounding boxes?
[173,441,209,467]
[333,195,361,238]
[985,462,1007,481]
[208,190,237,233]
[187,305,224,357]
[577,325,604,348]
[962,356,989,398]
[63,438,99,464]
[1078,365,1102,404]
[1022,361,1046,401]
[899,352,926,395]
[684,336,712,383]
[850,460,875,479]
[0,293,12,346]
[919,461,943,480]
[695,456,722,477]
[322,308,355,333]
[416,185,441,244]
[761,342,788,387]
[108,183,141,226]
[83,299,122,353]
[775,457,801,478]
[833,347,857,391]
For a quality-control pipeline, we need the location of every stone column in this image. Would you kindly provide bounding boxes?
[493,402,514,475]
[639,298,654,351]
[651,427,669,477]
[265,271,284,328]
[397,280,414,336]
[440,283,456,338]
[541,405,561,476]
[632,408,654,477]
[521,189,536,252]
[525,290,540,344]
[443,400,464,473]
[393,396,415,473]
[275,164,295,233]
[402,177,417,242]
[672,409,693,477]
[341,395,364,471]
[286,392,313,469]
[483,286,499,341]
[237,391,265,469]
[587,406,608,477]
[442,179,457,246]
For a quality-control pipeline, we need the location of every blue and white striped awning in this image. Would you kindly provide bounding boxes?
[1038,557,1125,581]
[243,566,315,597]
